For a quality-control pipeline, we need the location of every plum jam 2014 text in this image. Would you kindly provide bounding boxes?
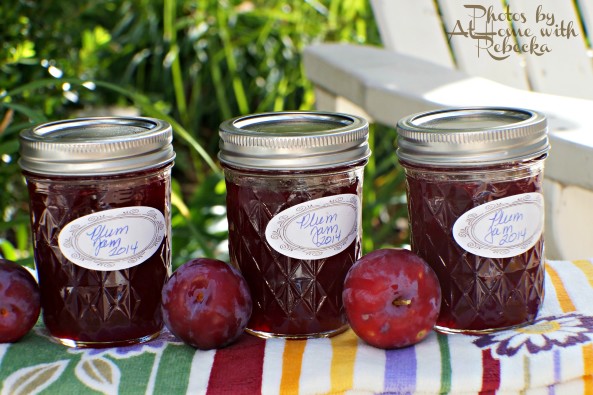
[295,211,343,248]
[85,224,140,257]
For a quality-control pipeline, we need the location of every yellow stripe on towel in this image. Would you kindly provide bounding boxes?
[573,260,593,394]
[549,261,593,394]
[573,260,593,288]
[328,329,358,393]
[546,263,577,313]
[280,340,307,395]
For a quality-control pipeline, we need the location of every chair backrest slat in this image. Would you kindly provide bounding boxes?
[370,0,593,98]
[508,0,593,99]
[436,0,531,89]
[578,0,593,37]
[370,0,455,69]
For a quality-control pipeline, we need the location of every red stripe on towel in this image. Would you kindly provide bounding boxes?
[480,348,500,394]
[206,334,266,395]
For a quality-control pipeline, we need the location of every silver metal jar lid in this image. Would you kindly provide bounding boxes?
[19,117,175,176]
[396,107,550,166]
[218,111,370,170]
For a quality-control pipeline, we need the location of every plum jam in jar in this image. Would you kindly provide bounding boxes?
[219,112,370,339]
[396,107,550,334]
[19,117,175,348]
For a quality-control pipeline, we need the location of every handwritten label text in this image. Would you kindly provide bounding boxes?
[58,206,166,271]
[295,211,342,247]
[484,209,527,246]
[265,194,360,260]
[452,193,544,258]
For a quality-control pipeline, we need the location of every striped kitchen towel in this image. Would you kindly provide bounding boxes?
[187,259,593,394]
[2,259,593,394]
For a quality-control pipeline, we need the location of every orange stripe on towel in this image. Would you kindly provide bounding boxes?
[279,340,307,395]
[546,263,576,313]
[583,344,593,395]
[328,330,358,393]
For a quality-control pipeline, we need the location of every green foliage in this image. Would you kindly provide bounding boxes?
[0,0,407,269]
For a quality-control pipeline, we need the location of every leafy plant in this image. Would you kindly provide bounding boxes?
[0,0,407,269]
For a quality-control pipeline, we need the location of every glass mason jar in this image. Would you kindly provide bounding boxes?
[19,117,175,348]
[396,107,550,334]
[219,111,370,339]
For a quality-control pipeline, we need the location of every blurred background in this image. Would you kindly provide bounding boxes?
[0,0,408,270]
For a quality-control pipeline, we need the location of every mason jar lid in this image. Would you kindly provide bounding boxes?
[19,117,175,176]
[396,107,550,166]
[218,111,370,170]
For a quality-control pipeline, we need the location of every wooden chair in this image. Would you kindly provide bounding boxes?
[303,0,593,260]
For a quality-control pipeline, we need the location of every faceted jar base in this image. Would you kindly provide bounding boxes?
[53,330,162,349]
[433,319,535,335]
[246,324,349,340]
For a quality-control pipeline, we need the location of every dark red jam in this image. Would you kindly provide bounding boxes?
[224,165,364,337]
[25,167,172,347]
[403,162,545,332]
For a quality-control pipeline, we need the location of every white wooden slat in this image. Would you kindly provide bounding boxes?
[510,0,593,99]
[304,43,593,259]
[577,0,593,45]
[436,0,530,89]
[370,0,455,69]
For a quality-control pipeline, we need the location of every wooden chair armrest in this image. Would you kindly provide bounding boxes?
[304,43,593,259]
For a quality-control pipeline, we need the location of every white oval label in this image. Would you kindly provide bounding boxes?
[265,194,360,260]
[453,192,544,258]
[58,206,166,271]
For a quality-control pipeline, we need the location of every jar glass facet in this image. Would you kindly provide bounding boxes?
[19,117,175,348]
[219,111,370,338]
[397,107,550,333]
